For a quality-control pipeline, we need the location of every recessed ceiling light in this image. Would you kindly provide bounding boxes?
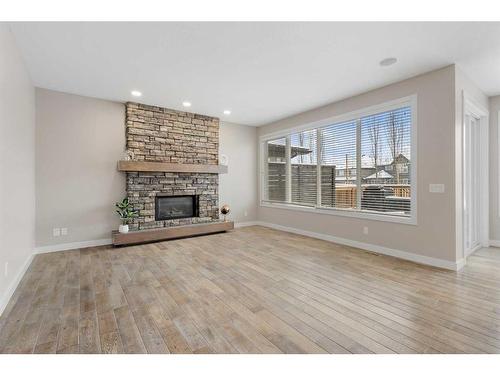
[182,101,192,108]
[379,57,397,67]
[223,110,231,115]
[131,90,142,97]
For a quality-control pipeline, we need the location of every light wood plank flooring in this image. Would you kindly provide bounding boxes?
[1,226,500,354]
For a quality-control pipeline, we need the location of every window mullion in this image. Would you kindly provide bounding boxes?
[356,119,362,210]
[262,141,268,202]
[316,128,322,207]
[285,135,291,203]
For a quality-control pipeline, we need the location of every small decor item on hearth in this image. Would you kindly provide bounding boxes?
[220,204,230,222]
[115,197,138,233]
[121,149,135,161]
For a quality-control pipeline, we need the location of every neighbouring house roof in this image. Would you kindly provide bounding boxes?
[267,143,312,159]
[364,170,394,180]
[391,153,410,164]
[333,155,374,170]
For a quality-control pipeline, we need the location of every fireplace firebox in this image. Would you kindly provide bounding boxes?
[155,195,199,221]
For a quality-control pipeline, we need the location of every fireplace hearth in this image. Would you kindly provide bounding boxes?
[155,195,199,221]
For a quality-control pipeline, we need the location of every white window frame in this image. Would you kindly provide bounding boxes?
[259,95,418,225]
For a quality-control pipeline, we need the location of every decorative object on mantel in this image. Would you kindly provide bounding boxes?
[220,204,231,222]
[115,197,138,233]
[121,149,135,161]
[220,154,229,166]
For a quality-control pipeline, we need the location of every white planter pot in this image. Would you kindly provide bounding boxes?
[119,224,129,234]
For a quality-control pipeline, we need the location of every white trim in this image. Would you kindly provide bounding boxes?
[461,91,489,259]
[489,239,500,248]
[0,253,35,317]
[465,243,482,258]
[35,238,112,254]
[234,221,261,228]
[498,110,500,218]
[259,95,418,225]
[250,221,463,271]
[285,135,291,202]
[455,258,467,271]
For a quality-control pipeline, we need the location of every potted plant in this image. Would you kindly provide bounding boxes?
[115,197,138,233]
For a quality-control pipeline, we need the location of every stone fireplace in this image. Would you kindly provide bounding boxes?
[124,102,220,231]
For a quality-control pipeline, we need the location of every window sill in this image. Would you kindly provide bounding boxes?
[260,201,417,225]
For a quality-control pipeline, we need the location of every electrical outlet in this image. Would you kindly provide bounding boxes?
[4,262,8,278]
[53,228,61,237]
[363,226,369,235]
[61,227,68,236]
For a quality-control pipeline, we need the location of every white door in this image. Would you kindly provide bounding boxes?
[463,114,482,255]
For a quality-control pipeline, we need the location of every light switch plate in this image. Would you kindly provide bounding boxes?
[429,184,445,193]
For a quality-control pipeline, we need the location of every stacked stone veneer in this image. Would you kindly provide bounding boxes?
[125,102,219,231]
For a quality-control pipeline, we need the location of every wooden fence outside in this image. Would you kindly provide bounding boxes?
[267,163,410,209]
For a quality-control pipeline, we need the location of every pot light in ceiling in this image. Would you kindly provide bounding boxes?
[223,110,231,115]
[182,101,192,108]
[379,57,398,67]
[131,90,142,97]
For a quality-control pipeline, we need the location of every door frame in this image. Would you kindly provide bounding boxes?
[462,91,489,258]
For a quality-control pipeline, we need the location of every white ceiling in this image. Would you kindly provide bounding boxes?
[9,22,500,126]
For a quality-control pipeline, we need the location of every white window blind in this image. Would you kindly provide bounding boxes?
[360,107,411,215]
[266,138,287,202]
[262,99,414,221]
[319,120,357,209]
[290,129,317,206]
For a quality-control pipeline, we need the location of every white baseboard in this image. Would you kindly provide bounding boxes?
[0,253,34,317]
[489,239,500,248]
[234,221,261,228]
[455,258,467,271]
[35,238,112,254]
[251,221,462,271]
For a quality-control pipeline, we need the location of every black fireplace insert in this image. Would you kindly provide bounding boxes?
[155,195,199,221]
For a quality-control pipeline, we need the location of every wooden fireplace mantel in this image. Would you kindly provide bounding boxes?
[117,160,228,174]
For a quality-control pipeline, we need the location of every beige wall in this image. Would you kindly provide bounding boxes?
[0,25,35,314]
[35,90,258,247]
[219,122,258,223]
[257,66,459,263]
[35,89,126,247]
[489,95,500,242]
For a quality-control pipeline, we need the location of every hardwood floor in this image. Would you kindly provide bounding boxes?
[1,225,500,354]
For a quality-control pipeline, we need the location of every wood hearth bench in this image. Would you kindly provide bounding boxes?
[112,221,234,246]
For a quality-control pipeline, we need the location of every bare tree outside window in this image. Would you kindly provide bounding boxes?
[387,112,404,184]
[298,132,304,163]
[368,121,381,183]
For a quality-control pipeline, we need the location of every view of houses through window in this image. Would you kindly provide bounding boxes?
[264,104,412,218]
